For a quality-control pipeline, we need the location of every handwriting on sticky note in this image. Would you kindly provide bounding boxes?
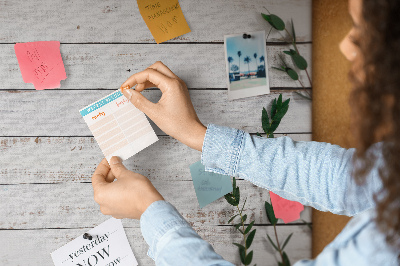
[137,0,191,44]
[51,218,138,266]
[14,41,67,90]
[269,191,304,224]
[190,161,233,208]
[79,90,158,162]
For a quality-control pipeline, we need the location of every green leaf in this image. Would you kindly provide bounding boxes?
[269,120,281,133]
[261,13,285,31]
[278,263,284,266]
[281,233,293,251]
[246,229,256,248]
[282,98,290,108]
[262,107,270,134]
[256,132,262,137]
[265,201,278,225]
[271,99,277,119]
[232,177,237,194]
[234,186,240,205]
[285,68,299,80]
[242,214,248,224]
[239,246,246,264]
[244,221,255,234]
[233,243,245,251]
[277,94,283,108]
[292,54,308,70]
[273,101,289,122]
[283,51,291,55]
[224,194,236,206]
[238,228,244,234]
[244,250,253,265]
[228,214,239,224]
[282,252,291,266]
[271,66,285,72]
[235,223,242,230]
[291,18,296,43]
[266,234,279,251]
[268,133,274,138]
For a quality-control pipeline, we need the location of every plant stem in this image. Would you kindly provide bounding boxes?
[273,224,284,265]
[283,28,313,87]
[298,80,312,99]
[234,195,248,265]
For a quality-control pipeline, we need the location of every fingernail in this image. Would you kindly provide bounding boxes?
[125,89,133,100]
[110,156,122,165]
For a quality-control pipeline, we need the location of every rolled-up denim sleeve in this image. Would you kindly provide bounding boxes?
[140,200,234,265]
[201,124,383,216]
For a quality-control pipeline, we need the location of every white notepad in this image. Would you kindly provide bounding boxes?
[79,90,158,162]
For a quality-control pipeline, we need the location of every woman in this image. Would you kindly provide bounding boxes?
[91,0,400,264]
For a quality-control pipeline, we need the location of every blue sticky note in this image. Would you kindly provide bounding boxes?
[189,160,233,208]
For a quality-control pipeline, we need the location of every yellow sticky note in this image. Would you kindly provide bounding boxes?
[137,0,191,44]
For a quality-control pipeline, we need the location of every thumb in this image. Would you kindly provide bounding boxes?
[109,156,129,178]
[122,88,155,115]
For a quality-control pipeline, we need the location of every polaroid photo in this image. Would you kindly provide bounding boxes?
[224,30,270,100]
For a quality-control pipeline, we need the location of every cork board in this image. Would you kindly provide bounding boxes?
[312,0,354,257]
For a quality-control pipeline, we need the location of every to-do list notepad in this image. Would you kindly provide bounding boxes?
[80,90,158,162]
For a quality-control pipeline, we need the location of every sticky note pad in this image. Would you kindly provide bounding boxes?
[79,90,158,162]
[137,0,191,44]
[14,41,67,90]
[269,191,304,224]
[189,161,233,208]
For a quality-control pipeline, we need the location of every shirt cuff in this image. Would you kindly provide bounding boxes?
[201,124,245,176]
[140,200,191,260]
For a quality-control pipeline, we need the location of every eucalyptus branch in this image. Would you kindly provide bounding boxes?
[225,177,256,266]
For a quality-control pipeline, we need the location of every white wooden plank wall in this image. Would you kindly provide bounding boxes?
[0,0,312,265]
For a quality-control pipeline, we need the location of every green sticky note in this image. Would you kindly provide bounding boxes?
[189,160,233,208]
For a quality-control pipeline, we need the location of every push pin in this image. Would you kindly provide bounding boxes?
[242,33,252,39]
[83,233,93,240]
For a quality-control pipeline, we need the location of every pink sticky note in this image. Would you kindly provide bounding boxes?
[269,191,304,224]
[14,41,67,90]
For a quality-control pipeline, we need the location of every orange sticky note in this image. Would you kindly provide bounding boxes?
[137,0,191,44]
[269,191,304,224]
[14,41,67,90]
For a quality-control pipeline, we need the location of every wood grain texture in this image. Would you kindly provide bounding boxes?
[0,225,311,266]
[0,134,311,184]
[312,0,352,258]
[0,0,311,43]
[0,90,311,136]
[0,181,311,229]
[0,43,311,90]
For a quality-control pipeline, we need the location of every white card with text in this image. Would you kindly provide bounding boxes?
[51,218,138,266]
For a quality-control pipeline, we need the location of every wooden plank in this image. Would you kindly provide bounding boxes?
[0,90,311,136]
[0,225,311,265]
[0,181,312,229]
[0,134,311,184]
[0,0,311,44]
[0,43,312,89]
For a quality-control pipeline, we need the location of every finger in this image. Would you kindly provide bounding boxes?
[121,89,158,116]
[147,61,178,79]
[135,81,157,92]
[92,159,110,189]
[109,156,130,178]
[105,169,116,183]
[120,68,172,93]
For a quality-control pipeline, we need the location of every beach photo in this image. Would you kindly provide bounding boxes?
[224,30,270,100]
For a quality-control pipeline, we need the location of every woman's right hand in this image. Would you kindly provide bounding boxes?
[120,61,207,151]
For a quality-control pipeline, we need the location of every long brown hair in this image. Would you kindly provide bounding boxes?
[350,0,400,249]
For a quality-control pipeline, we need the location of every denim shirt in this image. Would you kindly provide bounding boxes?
[140,124,399,265]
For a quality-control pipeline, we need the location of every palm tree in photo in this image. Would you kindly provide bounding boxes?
[227,56,233,73]
[237,51,242,78]
[244,56,251,78]
[260,55,266,76]
[253,53,258,74]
